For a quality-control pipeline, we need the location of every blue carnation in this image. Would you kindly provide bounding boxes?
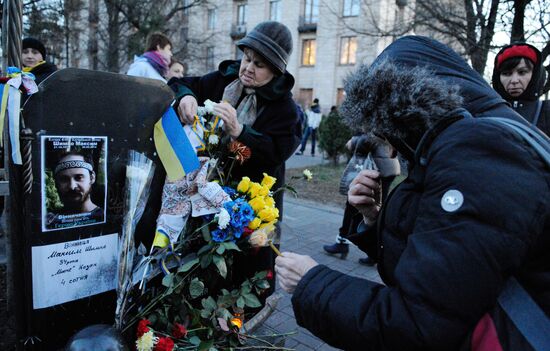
[223,186,237,198]
[211,229,228,242]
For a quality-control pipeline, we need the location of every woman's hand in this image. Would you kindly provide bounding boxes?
[275,252,318,293]
[177,95,198,124]
[213,102,243,139]
[348,170,382,224]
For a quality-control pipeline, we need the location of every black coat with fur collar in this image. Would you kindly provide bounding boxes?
[169,60,301,212]
[292,37,550,351]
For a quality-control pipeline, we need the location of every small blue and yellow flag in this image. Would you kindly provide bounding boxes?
[154,107,200,181]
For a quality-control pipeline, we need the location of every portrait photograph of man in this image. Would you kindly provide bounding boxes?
[42,136,107,231]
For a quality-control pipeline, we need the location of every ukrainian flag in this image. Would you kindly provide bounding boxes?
[154,107,200,181]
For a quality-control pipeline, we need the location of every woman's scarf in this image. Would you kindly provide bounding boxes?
[142,51,169,77]
[222,79,257,126]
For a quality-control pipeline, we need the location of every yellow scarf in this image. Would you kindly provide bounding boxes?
[22,60,46,72]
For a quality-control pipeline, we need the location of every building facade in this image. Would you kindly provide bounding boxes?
[178,0,411,112]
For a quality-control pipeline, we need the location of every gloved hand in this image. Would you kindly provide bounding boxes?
[275,252,318,293]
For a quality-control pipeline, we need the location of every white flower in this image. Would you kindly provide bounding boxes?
[303,169,313,181]
[204,99,216,114]
[136,331,157,351]
[197,106,207,117]
[208,134,219,145]
[215,208,231,229]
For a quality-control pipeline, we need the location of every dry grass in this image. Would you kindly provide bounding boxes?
[285,164,347,206]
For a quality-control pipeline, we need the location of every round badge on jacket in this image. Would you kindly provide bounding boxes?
[441,189,464,212]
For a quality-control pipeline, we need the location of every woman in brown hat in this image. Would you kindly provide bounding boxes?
[169,21,301,294]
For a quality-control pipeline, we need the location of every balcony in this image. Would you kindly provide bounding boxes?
[298,16,317,33]
[230,24,247,40]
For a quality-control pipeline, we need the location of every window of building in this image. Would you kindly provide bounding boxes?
[270,0,282,21]
[336,88,346,106]
[304,0,319,24]
[339,36,357,65]
[207,9,217,30]
[298,88,313,108]
[302,39,316,66]
[237,4,247,25]
[343,0,360,17]
[206,46,215,71]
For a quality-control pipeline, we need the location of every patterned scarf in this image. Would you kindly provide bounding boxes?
[142,51,169,77]
[222,79,257,126]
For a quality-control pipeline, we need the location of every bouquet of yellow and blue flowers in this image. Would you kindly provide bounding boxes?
[122,102,288,350]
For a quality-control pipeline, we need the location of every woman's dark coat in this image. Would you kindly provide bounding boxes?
[292,36,550,351]
[170,60,301,296]
[170,60,301,212]
[492,43,550,136]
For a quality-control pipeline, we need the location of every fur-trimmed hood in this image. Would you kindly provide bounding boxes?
[340,36,523,159]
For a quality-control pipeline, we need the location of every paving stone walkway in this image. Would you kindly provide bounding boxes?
[264,197,381,350]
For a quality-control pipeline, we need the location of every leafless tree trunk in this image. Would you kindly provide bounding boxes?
[88,0,99,69]
[103,0,121,72]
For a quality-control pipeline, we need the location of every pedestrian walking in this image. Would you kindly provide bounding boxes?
[296,98,322,156]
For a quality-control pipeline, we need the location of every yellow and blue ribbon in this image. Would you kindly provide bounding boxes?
[154,107,200,181]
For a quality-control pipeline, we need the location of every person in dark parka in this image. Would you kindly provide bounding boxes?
[492,43,550,135]
[170,21,301,297]
[275,36,550,351]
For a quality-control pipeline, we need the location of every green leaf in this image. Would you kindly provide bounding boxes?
[243,293,261,308]
[213,255,227,278]
[223,242,241,252]
[197,243,212,256]
[216,245,225,255]
[178,257,199,273]
[255,279,270,289]
[200,254,213,268]
[285,184,298,196]
[189,336,201,346]
[202,296,217,312]
[189,278,204,299]
[199,339,214,351]
[254,270,268,279]
[162,273,174,288]
[201,225,211,241]
[236,296,245,309]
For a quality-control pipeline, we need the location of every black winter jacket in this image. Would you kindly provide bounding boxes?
[492,43,550,136]
[292,36,550,351]
[169,60,301,212]
[30,61,58,85]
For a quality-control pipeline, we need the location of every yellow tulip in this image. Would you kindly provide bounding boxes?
[264,196,275,208]
[259,220,277,231]
[258,207,279,223]
[248,217,262,230]
[248,197,266,213]
[261,173,277,190]
[248,182,263,198]
[237,177,251,193]
[259,185,270,197]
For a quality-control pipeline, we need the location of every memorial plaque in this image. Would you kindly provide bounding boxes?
[15,68,173,349]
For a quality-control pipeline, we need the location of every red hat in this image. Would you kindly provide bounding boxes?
[496,44,538,69]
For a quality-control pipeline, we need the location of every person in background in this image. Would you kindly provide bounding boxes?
[492,43,549,135]
[127,32,172,83]
[323,134,400,265]
[295,98,322,156]
[166,59,185,81]
[22,37,57,85]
